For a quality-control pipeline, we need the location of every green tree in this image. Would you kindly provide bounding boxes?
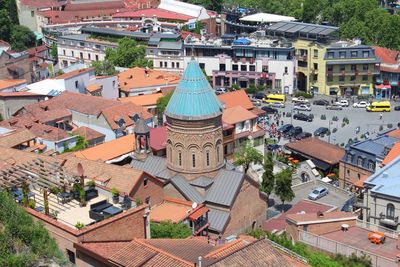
[233,141,263,173]
[50,43,57,58]
[340,17,368,41]
[156,92,173,114]
[91,60,117,76]
[0,191,66,266]
[260,152,275,201]
[106,37,148,68]
[274,168,294,212]
[0,9,12,42]
[302,0,329,23]
[10,25,36,51]
[150,220,192,239]
[379,14,400,50]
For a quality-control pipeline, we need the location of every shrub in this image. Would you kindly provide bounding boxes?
[332,128,337,133]
[150,221,192,239]
[245,85,258,94]
[75,221,85,230]
[135,198,142,206]
[294,91,313,98]
[231,84,240,91]
[28,199,36,209]
[321,114,326,120]
[332,116,338,121]
[86,180,96,188]
[111,187,119,197]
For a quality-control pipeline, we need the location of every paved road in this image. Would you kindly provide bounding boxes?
[260,97,400,146]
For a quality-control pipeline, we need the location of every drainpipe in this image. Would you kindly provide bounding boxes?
[143,207,151,239]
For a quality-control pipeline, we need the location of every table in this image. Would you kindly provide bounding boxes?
[341,223,349,231]
[102,206,123,216]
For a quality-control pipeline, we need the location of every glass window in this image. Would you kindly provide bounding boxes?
[368,161,374,170]
[362,75,368,81]
[339,51,346,58]
[363,64,369,71]
[351,51,358,57]
[206,151,210,166]
[160,62,163,68]
[192,154,196,168]
[313,49,318,58]
[327,75,333,82]
[387,203,395,219]
[313,74,318,82]
[357,157,364,166]
[176,62,180,69]
[351,64,357,71]
[327,52,334,59]
[219,64,226,71]
[351,75,356,81]
[95,55,99,61]
[232,64,238,71]
[249,65,255,72]
[284,66,288,73]
[340,65,345,71]
[313,63,318,70]
[143,177,148,186]
[339,75,345,82]
[363,51,370,58]
[327,65,333,72]
[172,62,175,68]
[199,63,205,69]
[240,65,247,71]
[178,151,182,166]
[347,154,352,162]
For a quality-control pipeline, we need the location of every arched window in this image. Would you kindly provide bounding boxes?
[357,156,364,167]
[217,146,220,163]
[206,151,210,166]
[387,203,395,219]
[347,153,352,162]
[192,153,196,168]
[368,160,375,171]
[169,147,172,163]
[178,151,182,166]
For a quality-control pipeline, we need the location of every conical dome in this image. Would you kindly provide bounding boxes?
[165,59,223,120]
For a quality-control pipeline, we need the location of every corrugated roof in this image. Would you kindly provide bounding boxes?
[206,169,244,207]
[189,176,214,188]
[130,155,171,180]
[170,175,204,203]
[208,208,230,233]
[165,59,223,120]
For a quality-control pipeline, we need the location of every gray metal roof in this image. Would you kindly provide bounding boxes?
[267,21,338,36]
[158,41,183,50]
[326,59,380,65]
[81,27,151,39]
[60,34,90,41]
[206,169,244,207]
[189,176,214,188]
[134,117,150,135]
[208,208,230,233]
[130,155,171,179]
[170,175,204,203]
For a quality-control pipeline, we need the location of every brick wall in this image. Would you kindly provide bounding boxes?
[130,174,164,207]
[224,177,267,235]
[339,161,373,188]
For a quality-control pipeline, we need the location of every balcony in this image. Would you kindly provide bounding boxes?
[379,212,399,227]
[212,70,261,78]
[223,134,234,144]
[295,55,308,62]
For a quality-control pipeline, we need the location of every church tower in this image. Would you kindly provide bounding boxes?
[165,59,224,176]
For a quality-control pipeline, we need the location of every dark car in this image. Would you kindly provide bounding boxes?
[254,92,266,100]
[395,106,400,111]
[278,124,294,134]
[286,126,303,137]
[313,99,329,106]
[267,144,281,151]
[293,113,313,122]
[314,127,330,136]
[295,132,312,140]
[261,106,278,114]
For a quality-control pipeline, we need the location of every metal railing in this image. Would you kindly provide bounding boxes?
[356,219,399,239]
[298,230,398,267]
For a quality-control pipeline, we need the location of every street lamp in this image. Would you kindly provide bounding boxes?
[328,119,332,143]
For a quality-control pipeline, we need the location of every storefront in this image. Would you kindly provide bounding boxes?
[375,84,391,99]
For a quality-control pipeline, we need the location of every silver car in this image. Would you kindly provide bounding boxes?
[293,104,311,111]
[308,187,329,200]
[272,102,285,108]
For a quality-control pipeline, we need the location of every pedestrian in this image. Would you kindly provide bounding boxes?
[380,113,383,120]
[281,120,284,126]
[283,111,286,117]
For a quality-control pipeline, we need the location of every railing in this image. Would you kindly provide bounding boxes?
[223,134,234,143]
[357,219,399,238]
[265,238,308,264]
[298,230,398,267]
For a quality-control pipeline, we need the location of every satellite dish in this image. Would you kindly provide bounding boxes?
[192,202,198,209]
[77,163,84,177]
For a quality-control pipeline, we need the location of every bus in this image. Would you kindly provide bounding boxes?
[366,101,391,112]
[263,94,286,104]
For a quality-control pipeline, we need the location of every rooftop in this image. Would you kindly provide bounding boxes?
[266,21,338,37]
[165,59,223,120]
[118,93,163,106]
[350,135,399,160]
[118,67,180,93]
[54,68,94,80]
[113,8,194,21]
[0,92,44,98]
[0,129,36,148]
[0,79,27,91]
[240,12,296,23]
[149,197,194,223]
[149,126,167,152]
[72,126,105,142]
[217,90,253,110]
[222,105,257,125]
[382,142,400,166]
[286,211,357,225]
[372,46,400,66]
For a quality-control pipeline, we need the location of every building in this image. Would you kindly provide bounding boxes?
[57,34,118,69]
[0,50,33,83]
[118,67,180,97]
[72,126,105,147]
[0,79,27,92]
[0,91,46,120]
[118,92,164,116]
[27,45,53,82]
[339,130,400,189]
[373,46,400,99]
[0,129,37,150]
[146,33,184,73]
[267,21,380,96]
[131,59,267,236]
[184,34,296,93]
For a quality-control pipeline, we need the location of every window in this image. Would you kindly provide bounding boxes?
[363,51,370,58]
[172,62,175,68]
[327,52,334,59]
[350,75,356,81]
[339,51,346,58]
[79,42,85,47]
[351,51,358,57]
[217,146,220,162]
[143,177,148,187]
[192,154,196,168]
[206,151,210,166]
[232,64,238,71]
[347,169,350,175]
[347,154,352,162]
[169,147,172,162]
[160,61,163,68]
[313,74,318,82]
[199,63,205,69]
[362,75,368,81]
[368,161,375,170]
[176,62,180,68]
[284,66,288,73]
[75,81,78,88]
[71,51,74,57]
[387,203,395,219]
[339,75,345,82]
[164,62,168,68]
[357,157,364,166]
[327,75,333,82]
[145,196,151,205]
[219,64,226,71]
[249,65,256,72]
[88,53,91,60]
[178,151,182,166]
[313,49,318,58]
[67,250,75,264]
[240,65,247,71]
[95,55,99,61]
[95,44,101,49]
[31,10,35,16]
[351,64,357,71]
[327,65,333,72]
[275,79,281,89]
[80,52,83,59]
[63,49,66,55]
[313,63,318,70]
[339,65,345,71]
[362,64,369,71]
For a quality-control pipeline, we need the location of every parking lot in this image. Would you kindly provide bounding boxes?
[259,96,400,146]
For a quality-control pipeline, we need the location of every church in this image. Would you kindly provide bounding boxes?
[131,59,267,236]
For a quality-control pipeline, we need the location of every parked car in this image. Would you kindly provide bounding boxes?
[251,99,262,106]
[353,101,369,108]
[215,87,227,95]
[272,102,285,108]
[278,124,294,134]
[336,99,349,107]
[267,144,281,151]
[293,113,313,122]
[314,127,329,136]
[286,126,303,138]
[253,92,266,100]
[394,106,400,111]
[313,99,329,106]
[326,104,343,110]
[295,132,312,140]
[261,106,278,114]
[308,187,329,200]
[292,96,310,104]
[293,104,312,111]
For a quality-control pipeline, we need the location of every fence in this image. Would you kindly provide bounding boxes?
[356,219,399,239]
[298,230,398,267]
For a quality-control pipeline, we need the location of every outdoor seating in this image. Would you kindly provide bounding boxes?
[84,189,98,201]
[89,200,112,222]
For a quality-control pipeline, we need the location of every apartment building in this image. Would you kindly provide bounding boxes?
[57,34,117,69]
[373,46,400,99]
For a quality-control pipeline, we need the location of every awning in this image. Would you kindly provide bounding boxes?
[376,84,391,90]
[311,159,331,171]
[189,207,209,221]
[321,177,332,183]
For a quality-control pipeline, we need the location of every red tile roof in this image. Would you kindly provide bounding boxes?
[149,126,166,151]
[55,68,94,80]
[72,126,105,142]
[218,90,253,110]
[150,197,193,223]
[64,0,125,11]
[27,45,48,56]
[20,0,63,8]
[386,128,400,139]
[373,46,400,65]
[286,211,357,225]
[113,8,194,21]
[222,106,257,124]
[38,9,126,24]
[0,79,27,91]
[382,142,400,166]
[284,137,345,165]
[0,92,41,98]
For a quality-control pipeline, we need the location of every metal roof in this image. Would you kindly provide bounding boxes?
[189,176,214,188]
[165,59,223,120]
[206,169,244,207]
[170,175,204,203]
[326,59,380,65]
[158,41,182,50]
[267,21,338,36]
[81,27,151,39]
[208,208,230,233]
[134,117,150,135]
[130,155,171,179]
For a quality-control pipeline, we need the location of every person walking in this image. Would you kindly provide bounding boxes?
[380,113,383,120]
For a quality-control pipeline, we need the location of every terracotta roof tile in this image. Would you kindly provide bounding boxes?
[149,126,166,151]
[20,0,63,8]
[79,241,130,259]
[382,142,400,166]
[0,79,27,91]
[0,92,43,97]
[55,68,94,80]
[118,67,180,93]
[113,8,194,21]
[74,134,134,161]
[286,211,357,225]
[38,9,127,24]
[86,84,102,92]
[205,239,247,259]
[386,128,400,139]
[64,0,125,11]
[373,46,400,65]
[101,102,152,130]
[72,126,105,142]
[218,90,253,110]
[222,106,257,124]
[119,93,163,106]
[0,129,36,148]
[150,197,193,223]
[284,137,345,165]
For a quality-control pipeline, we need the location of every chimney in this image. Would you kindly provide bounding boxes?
[198,256,202,267]
[317,211,324,218]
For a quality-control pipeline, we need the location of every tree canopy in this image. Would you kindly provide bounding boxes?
[156,92,173,114]
[260,152,275,200]
[274,168,295,212]
[150,221,192,239]
[10,25,36,52]
[0,191,66,266]
[91,60,117,76]
[233,141,263,173]
[105,38,149,68]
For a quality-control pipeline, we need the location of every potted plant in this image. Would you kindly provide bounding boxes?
[111,187,119,204]
[86,180,96,189]
[75,221,85,230]
[79,189,86,207]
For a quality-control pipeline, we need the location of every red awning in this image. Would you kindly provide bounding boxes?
[189,207,209,221]
[376,84,391,90]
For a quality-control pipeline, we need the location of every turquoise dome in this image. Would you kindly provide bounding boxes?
[165,59,223,120]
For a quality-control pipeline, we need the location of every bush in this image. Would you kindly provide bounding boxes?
[75,221,85,230]
[342,117,349,124]
[332,128,337,133]
[245,85,258,94]
[294,91,313,98]
[135,198,142,206]
[321,114,326,120]
[150,221,192,239]
[332,116,339,121]
[86,180,96,188]
[231,84,240,91]
[111,187,119,197]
